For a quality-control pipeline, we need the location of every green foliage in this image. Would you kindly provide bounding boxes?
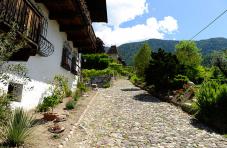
[53,75,71,99]
[118,38,227,66]
[172,74,189,89]
[73,90,81,101]
[145,48,181,91]
[103,81,111,88]
[175,41,202,66]
[109,63,129,76]
[37,95,60,112]
[0,94,12,126]
[130,74,142,85]
[134,43,152,77]
[1,108,34,146]
[181,65,206,84]
[77,82,87,93]
[195,80,227,132]
[82,54,113,70]
[0,23,28,84]
[82,68,113,79]
[65,100,76,110]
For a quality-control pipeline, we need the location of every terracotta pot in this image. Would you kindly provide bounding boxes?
[43,112,58,121]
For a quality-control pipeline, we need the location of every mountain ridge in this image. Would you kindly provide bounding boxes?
[117,37,227,65]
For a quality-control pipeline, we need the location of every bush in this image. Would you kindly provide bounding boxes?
[130,74,142,85]
[37,95,60,112]
[145,48,181,91]
[77,82,87,93]
[65,100,76,110]
[53,75,71,99]
[82,68,113,78]
[103,81,111,88]
[171,74,189,89]
[1,108,34,146]
[73,90,81,101]
[81,54,113,70]
[0,94,12,126]
[195,80,227,132]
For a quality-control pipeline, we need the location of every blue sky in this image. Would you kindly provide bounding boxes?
[93,0,227,46]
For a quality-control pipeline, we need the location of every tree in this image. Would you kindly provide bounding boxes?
[134,43,152,77]
[175,41,202,66]
[96,37,105,53]
[145,48,181,91]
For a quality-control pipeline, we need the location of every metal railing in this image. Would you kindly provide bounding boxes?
[0,0,54,57]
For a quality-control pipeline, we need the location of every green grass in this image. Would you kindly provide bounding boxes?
[224,134,227,138]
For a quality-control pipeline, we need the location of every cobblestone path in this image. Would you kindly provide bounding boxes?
[66,79,227,148]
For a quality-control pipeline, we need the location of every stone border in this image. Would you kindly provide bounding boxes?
[58,91,99,148]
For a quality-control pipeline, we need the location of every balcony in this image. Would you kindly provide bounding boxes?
[0,0,54,58]
[36,0,98,52]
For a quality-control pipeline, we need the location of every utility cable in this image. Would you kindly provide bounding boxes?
[190,9,227,40]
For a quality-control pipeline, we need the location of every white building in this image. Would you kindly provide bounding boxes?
[0,0,107,110]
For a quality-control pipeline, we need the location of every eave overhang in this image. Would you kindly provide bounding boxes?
[35,0,107,52]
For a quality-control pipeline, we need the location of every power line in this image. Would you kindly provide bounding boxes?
[190,9,227,40]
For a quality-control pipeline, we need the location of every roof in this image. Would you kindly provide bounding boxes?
[86,0,108,22]
[35,0,108,51]
[107,45,118,54]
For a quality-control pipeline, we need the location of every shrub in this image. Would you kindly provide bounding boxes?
[171,74,189,89]
[72,90,81,101]
[130,74,142,85]
[0,94,12,126]
[65,100,76,110]
[103,81,111,88]
[1,108,34,147]
[82,68,113,78]
[195,80,227,132]
[77,82,87,93]
[37,95,60,112]
[53,75,71,99]
[145,48,181,91]
[81,54,113,70]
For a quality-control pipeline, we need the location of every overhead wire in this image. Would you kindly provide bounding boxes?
[190,9,227,40]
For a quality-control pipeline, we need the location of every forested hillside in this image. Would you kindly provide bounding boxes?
[117,38,227,65]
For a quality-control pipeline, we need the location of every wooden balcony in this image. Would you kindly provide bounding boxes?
[0,0,54,58]
[35,0,107,52]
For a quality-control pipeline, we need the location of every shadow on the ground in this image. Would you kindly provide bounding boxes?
[32,118,48,126]
[133,93,161,103]
[121,88,141,92]
[190,118,220,134]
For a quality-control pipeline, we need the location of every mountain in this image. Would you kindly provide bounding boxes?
[118,38,227,65]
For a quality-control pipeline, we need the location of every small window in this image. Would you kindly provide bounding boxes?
[7,82,23,102]
[61,42,79,75]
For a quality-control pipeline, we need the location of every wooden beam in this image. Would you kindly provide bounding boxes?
[60,24,86,32]
[49,11,80,20]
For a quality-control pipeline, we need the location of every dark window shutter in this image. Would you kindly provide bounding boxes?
[61,47,70,71]
[71,56,77,75]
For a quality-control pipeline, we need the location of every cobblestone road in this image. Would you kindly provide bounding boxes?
[66,79,227,148]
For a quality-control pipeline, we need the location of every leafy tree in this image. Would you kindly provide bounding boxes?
[134,43,152,77]
[175,41,202,66]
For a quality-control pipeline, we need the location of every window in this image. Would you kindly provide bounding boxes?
[7,82,23,102]
[61,47,72,71]
[61,42,79,75]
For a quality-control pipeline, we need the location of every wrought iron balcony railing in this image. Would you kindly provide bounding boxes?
[0,0,54,57]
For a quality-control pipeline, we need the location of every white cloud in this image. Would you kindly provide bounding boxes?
[106,0,148,28]
[93,0,179,46]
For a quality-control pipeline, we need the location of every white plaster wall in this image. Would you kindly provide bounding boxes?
[0,4,81,110]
